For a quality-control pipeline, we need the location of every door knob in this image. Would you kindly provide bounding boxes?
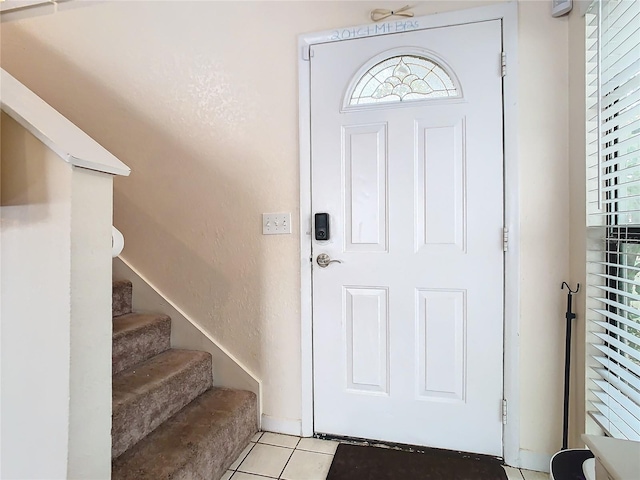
[317,253,342,268]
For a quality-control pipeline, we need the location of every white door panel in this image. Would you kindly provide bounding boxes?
[343,123,388,252]
[311,20,504,456]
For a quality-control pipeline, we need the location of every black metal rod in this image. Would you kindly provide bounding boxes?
[562,293,573,450]
[560,282,579,451]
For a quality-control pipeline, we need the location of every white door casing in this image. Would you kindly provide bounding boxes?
[310,20,504,456]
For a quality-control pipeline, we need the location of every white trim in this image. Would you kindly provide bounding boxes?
[0,69,130,176]
[261,415,302,437]
[0,0,91,23]
[298,47,314,437]
[519,449,553,474]
[500,2,521,469]
[298,1,520,463]
[0,0,51,12]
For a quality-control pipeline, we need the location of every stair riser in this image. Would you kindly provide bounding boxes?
[112,356,213,459]
[112,281,133,317]
[172,397,257,480]
[112,389,258,480]
[112,318,171,375]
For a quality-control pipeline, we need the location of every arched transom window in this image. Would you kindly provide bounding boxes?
[349,55,459,106]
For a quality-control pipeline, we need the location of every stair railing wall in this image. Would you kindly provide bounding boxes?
[0,70,129,479]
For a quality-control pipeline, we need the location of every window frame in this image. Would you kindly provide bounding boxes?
[340,46,464,113]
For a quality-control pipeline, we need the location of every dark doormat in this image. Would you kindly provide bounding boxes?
[326,443,508,480]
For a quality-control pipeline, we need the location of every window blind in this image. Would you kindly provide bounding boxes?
[586,0,640,440]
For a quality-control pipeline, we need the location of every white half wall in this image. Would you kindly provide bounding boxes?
[1,112,113,479]
[1,111,72,479]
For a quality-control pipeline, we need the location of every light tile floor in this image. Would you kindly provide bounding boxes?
[223,433,549,480]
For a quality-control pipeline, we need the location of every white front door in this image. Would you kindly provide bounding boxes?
[310,20,505,456]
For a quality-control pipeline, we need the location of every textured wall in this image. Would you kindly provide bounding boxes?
[516,1,570,465]
[0,0,572,465]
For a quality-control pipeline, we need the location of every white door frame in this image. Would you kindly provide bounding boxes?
[298,1,520,467]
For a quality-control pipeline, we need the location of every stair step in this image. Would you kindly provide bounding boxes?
[113,313,171,375]
[113,280,133,317]
[112,387,257,480]
[112,349,213,459]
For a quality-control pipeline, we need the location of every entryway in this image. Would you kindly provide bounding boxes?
[221,432,543,480]
[306,19,505,457]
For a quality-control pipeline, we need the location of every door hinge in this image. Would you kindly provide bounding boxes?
[302,45,313,61]
[502,398,508,425]
[503,227,509,252]
[501,52,507,77]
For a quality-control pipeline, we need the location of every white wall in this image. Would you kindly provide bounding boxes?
[0,0,573,468]
[0,112,113,479]
[517,2,570,469]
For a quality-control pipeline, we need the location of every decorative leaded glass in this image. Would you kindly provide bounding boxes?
[349,55,458,106]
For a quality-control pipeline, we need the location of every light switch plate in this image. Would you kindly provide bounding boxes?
[262,213,291,235]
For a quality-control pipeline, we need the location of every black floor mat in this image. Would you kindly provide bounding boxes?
[326,443,508,480]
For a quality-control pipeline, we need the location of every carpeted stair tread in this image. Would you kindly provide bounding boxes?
[113,280,133,317]
[112,387,258,480]
[112,349,213,459]
[112,313,171,374]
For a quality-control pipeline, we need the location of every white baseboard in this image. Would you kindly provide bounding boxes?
[519,449,552,474]
[261,415,303,437]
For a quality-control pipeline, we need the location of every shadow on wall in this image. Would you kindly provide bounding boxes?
[1,28,266,378]
[1,112,50,212]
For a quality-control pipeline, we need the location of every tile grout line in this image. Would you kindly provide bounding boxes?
[234,442,257,472]
[297,449,334,455]
[232,471,278,480]
[229,438,260,478]
[277,437,300,479]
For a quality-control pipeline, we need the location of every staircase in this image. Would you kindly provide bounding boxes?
[111,280,258,480]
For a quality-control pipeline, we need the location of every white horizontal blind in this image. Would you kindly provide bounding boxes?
[586,0,640,440]
[586,3,601,224]
[587,0,640,226]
